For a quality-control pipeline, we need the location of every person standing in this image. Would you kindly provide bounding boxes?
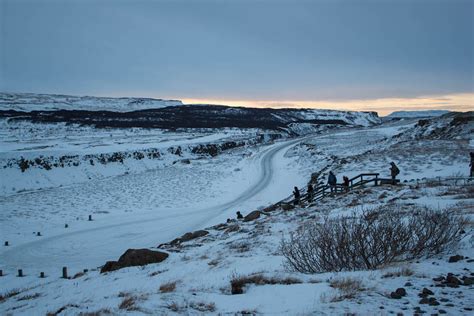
[307,184,314,202]
[328,171,337,193]
[293,186,301,205]
[343,176,350,192]
[470,152,474,177]
[390,162,400,184]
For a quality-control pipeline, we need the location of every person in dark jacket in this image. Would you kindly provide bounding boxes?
[390,162,400,184]
[293,186,301,205]
[236,211,243,219]
[328,171,337,193]
[343,176,350,192]
[470,152,474,177]
[307,184,314,202]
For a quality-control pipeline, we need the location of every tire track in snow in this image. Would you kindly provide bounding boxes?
[0,137,306,272]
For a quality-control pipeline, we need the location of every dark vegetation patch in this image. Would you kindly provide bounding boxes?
[230,273,302,294]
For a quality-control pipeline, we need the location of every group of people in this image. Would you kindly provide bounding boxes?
[292,162,401,203]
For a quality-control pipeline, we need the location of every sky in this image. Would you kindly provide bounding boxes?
[1,0,473,115]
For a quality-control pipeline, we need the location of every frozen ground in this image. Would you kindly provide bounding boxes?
[0,114,473,315]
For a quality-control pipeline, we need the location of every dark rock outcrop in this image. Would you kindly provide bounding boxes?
[100,248,168,273]
[243,211,261,222]
[448,255,464,263]
[169,230,209,245]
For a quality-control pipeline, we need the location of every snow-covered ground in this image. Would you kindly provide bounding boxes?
[0,113,473,315]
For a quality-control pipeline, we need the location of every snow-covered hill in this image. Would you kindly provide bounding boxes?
[0,92,183,112]
[392,111,473,141]
[386,110,450,118]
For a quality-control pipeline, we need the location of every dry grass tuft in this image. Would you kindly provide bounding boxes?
[159,281,177,293]
[118,296,138,311]
[78,309,112,316]
[0,289,21,302]
[382,267,414,278]
[329,277,365,301]
[16,293,41,301]
[230,273,301,294]
[190,301,216,312]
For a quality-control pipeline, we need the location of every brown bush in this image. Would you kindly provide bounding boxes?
[281,206,466,273]
[159,281,177,293]
[231,273,301,294]
[119,296,138,311]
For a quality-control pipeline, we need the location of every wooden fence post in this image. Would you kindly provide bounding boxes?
[18,269,23,277]
[40,272,45,278]
[62,267,68,279]
[4,241,8,246]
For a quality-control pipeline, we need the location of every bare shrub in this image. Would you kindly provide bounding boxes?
[230,273,301,294]
[159,281,177,293]
[281,206,466,273]
[329,277,365,301]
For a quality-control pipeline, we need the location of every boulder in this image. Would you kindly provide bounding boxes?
[463,277,474,286]
[422,288,434,295]
[243,211,260,222]
[170,230,209,245]
[281,204,295,211]
[390,292,402,299]
[100,248,168,273]
[448,255,464,263]
[395,288,407,297]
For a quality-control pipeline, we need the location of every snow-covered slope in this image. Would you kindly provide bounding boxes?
[392,111,473,140]
[386,110,450,118]
[0,92,183,112]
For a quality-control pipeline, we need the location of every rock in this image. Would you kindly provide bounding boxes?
[395,288,407,297]
[281,204,295,211]
[181,230,209,242]
[419,298,430,304]
[180,159,191,164]
[428,298,440,306]
[100,249,168,273]
[448,255,464,263]
[390,292,402,299]
[439,298,449,302]
[463,277,474,286]
[243,211,260,222]
[170,230,209,245]
[438,310,447,314]
[422,288,434,295]
[445,275,461,286]
[433,276,445,282]
[405,282,413,287]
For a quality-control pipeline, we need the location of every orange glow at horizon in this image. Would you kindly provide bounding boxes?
[180,93,473,116]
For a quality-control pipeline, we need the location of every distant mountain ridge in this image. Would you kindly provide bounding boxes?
[0,93,381,133]
[0,92,183,112]
[386,110,450,118]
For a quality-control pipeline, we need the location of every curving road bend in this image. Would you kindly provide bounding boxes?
[0,137,306,274]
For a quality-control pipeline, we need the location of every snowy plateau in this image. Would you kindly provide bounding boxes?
[0,93,473,316]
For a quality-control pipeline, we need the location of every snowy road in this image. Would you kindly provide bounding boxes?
[0,137,306,274]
